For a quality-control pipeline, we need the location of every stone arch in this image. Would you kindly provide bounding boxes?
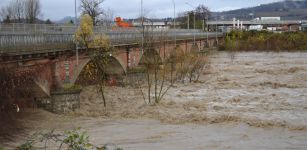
[71,56,126,85]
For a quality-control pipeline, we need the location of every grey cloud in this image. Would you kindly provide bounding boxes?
[0,0,283,21]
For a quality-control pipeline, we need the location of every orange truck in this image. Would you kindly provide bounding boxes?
[114,17,133,28]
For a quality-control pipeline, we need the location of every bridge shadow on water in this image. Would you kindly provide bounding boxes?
[0,108,57,148]
[0,110,29,146]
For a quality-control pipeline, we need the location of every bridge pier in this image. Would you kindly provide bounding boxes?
[204,41,209,48]
[38,89,81,114]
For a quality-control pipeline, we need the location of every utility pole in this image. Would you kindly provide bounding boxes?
[206,14,209,47]
[172,0,176,47]
[170,0,176,85]
[215,13,218,46]
[141,0,144,54]
[202,19,205,31]
[185,2,196,44]
[193,11,196,44]
[187,12,190,30]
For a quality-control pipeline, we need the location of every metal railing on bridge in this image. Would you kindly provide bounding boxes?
[0,23,223,54]
[0,23,112,34]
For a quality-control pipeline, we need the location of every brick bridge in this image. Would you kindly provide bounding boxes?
[0,24,223,113]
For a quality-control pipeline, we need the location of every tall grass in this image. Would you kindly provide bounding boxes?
[220,31,307,51]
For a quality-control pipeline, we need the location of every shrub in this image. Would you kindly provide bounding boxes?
[222,31,307,51]
[16,128,123,150]
[16,141,35,150]
[63,129,92,150]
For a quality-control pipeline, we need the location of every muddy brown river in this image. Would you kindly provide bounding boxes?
[1,52,307,149]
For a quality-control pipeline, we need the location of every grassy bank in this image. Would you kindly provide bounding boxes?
[220,31,307,51]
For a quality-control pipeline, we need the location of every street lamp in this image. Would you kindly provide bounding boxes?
[206,14,209,48]
[75,0,79,65]
[185,2,196,44]
[215,13,218,46]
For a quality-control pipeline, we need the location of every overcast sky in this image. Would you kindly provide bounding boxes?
[0,0,283,21]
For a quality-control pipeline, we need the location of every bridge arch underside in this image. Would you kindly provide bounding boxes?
[171,46,185,60]
[74,56,126,86]
[139,48,163,66]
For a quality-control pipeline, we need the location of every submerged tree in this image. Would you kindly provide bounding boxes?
[136,26,210,104]
[74,14,113,107]
[138,28,178,104]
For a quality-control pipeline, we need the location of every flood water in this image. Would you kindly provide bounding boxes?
[2,52,307,149]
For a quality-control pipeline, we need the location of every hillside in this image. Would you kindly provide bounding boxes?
[214,0,307,21]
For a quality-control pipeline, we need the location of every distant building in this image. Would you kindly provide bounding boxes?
[249,25,263,31]
[208,17,307,32]
[132,21,169,29]
[260,17,281,21]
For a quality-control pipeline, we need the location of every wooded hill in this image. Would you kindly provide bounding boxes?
[214,0,307,21]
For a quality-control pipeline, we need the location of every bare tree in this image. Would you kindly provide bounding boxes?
[176,4,210,29]
[0,7,12,23]
[24,0,41,23]
[0,0,24,23]
[13,0,24,22]
[195,4,211,20]
[0,0,41,23]
[100,8,114,27]
[80,0,105,26]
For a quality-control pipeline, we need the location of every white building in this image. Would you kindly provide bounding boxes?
[132,21,169,29]
[260,17,281,21]
[249,25,263,31]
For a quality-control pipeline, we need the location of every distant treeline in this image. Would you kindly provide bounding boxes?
[220,31,307,51]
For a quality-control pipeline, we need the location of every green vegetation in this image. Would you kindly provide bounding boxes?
[16,141,35,150]
[16,128,123,150]
[62,84,83,92]
[62,129,92,150]
[221,31,307,51]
